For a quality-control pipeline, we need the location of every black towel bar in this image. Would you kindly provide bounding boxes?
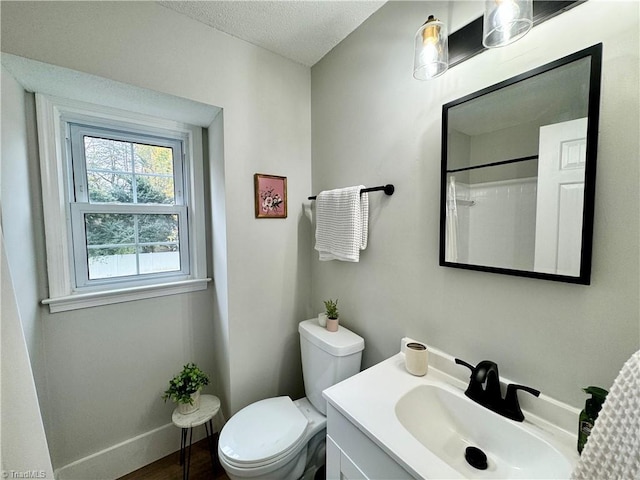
[308,184,395,200]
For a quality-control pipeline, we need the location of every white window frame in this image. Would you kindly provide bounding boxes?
[68,123,190,288]
[37,94,209,312]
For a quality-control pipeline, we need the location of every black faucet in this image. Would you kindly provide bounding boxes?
[455,358,540,422]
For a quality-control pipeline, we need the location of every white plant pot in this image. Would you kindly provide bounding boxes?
[318,313,327,327]
[177,389,201,415]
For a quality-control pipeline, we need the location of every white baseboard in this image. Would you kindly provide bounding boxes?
[54,422,210,480]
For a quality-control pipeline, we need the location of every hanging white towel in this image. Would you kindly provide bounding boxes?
[571,349,640,480]
[315,186,368,262]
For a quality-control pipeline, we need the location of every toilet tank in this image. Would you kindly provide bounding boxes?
[298,319,364,415]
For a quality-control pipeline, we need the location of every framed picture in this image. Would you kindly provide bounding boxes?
[254,174,287,218]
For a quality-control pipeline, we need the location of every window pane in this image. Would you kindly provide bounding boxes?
[134,144,173,174]
[136,176,175,204]
[84,137,132,172]
[84,136,175,205]
[138,214,179,244]
[85,213,180,279]
[88,247,138,279]
[139,246,181,274]
[87,172,133,203]
[85,213,135,247]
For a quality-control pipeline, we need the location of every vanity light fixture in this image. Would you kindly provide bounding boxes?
[413,15,448,80]
[483,0,533,48]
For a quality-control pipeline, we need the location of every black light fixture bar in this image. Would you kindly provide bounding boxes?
[448,1,585,68]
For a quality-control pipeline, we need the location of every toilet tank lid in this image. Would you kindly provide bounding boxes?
[299,319,364,356]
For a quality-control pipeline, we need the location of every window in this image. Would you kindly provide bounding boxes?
[37,96,208,312]
[69,124,190,287]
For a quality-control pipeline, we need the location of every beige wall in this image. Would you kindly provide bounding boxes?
[1,0,311,472]
[311,0,639,408]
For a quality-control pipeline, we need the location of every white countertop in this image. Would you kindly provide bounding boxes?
[323,350,580,479]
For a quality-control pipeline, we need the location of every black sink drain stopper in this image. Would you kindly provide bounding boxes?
[465,446,488,470]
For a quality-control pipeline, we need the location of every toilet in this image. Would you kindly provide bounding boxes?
[218,319,364,480]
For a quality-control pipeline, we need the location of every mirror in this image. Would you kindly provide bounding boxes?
[440,44,602,284]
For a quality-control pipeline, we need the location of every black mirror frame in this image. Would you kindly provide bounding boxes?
[439,43,603,285]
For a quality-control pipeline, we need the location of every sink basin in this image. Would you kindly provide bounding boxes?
[395,384,572,479]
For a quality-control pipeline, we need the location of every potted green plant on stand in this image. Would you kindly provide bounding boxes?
[162,363,210,414]
[324,298,339,332]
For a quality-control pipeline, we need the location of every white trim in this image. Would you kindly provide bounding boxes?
[186,126,207,279]
[36,94,208,311]
[42,278,211,313]
[36,94,74,299]
[53,422,209,480]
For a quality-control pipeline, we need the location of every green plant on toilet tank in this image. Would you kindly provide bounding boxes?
[324,298,339,319]
[162,363,210,405]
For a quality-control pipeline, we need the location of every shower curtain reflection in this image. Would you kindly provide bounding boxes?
[446,176,459,262]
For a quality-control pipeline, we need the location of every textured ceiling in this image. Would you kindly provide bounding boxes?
[158,1,386,66]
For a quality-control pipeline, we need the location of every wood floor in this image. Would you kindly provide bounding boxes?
[118,436,326,480]
[118,438,229,480]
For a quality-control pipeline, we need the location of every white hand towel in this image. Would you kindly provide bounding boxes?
[571,349,640,480]
[315,186,369,262]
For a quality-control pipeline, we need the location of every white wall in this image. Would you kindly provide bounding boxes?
[1,67,54,480]
[0,65,49,406]
[311,0,639,408]
[1,231,55,480]
[1,0,311,475]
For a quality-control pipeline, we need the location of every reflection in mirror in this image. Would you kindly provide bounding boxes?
[440,44,602,284]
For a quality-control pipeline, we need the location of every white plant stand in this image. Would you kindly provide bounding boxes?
[171,394,221,480]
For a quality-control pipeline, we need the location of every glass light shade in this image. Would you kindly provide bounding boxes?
[483,0,533,48]
[413,16,448,80]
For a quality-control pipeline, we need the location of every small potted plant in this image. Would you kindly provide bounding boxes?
[162,363,210,414]
[324,298,339,332]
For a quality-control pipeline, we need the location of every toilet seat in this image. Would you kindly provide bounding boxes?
[219,396,309,469]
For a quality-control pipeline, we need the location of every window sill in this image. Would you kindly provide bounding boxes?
[42,278,211,313]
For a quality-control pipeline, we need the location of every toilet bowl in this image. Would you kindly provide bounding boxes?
[218,319,364,480]
[218,397,325,480]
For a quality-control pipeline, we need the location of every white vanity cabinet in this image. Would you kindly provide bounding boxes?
[326,404,414,479]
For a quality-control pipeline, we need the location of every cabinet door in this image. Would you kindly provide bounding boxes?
[326,435,369,480]
[326,435,342,480]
